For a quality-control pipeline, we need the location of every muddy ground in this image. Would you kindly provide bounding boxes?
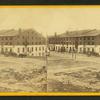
[0,55,47,92]
[47,52,100,92]
[0,52,100,92]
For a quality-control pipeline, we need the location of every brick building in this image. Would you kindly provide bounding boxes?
[48,29,100,55]
[0,29,46,56]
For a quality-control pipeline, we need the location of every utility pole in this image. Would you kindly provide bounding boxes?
[74,37,78,60]
[45,32,48,91]
[72,37,74,59]
[24,37,28,56]
[45,32,48,66]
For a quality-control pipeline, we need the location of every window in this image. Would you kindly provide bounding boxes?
[92,37,94,40]
[39,42,41,45]
[87,37,90,40]
[32,47,34,51]
[69,47,71,51]
[27,47,29,52]
[88,42,90,45]
[2,37,4,40]
[66,42,68,46]
[18,48,20,53]
[92,42,94,45]
[10,42,12,45]
[42,47,44,51]
[5,42,8,45]
[80,48,82,52]
[10,37,12,40]
[5,37,8,40]
[23,48,24,52]
[35,47,37,51]
[92,48,94,52]
[39,47,41,51]
[39,53,41,56]
[5,48,8,52]
[10,48,12,53]
[87,48,90,51]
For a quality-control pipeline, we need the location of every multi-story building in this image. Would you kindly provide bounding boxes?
[48,29,100,55]
[0,29,46,56]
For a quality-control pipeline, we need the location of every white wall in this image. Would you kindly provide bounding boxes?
[0,45,46,56]
[53,44,100,55]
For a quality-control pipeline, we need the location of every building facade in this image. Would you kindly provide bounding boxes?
[0,29,46,56]
[48,29,100,55]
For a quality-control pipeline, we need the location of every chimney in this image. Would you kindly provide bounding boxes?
[19,28,22,34]
[54,32,57,37]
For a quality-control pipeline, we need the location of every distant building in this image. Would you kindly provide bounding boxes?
[48,29,100,55]
[0,29,46,56]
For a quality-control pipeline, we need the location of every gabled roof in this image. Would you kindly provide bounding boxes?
[0,29,45,38]
[0,29,19,36]
[59,29,100,37]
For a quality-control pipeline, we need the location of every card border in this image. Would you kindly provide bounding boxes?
[0,5,99,96]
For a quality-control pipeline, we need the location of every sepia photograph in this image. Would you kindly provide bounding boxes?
[0,8,47,92]
[0,7,100,93]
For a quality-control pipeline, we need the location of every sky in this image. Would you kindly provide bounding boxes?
[0,7,100,36]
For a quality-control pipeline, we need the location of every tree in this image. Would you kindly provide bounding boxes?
[24,37,29,56]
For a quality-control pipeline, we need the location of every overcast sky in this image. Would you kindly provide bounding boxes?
[0,7,100,36]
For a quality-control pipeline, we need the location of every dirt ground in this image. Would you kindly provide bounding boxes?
[47,52,100,92]
[0,55,47,92]
[1,52,100,92]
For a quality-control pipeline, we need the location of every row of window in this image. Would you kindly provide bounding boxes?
[55,46,95,53]
[79,47,94,52]
[0,36,45,42]
[18,36,44,40]
[0,37,13,40]
[17,46,45,53]
[16,35,43,40]
[49,41,94,45]
[49,40,95,45]
[0,42,12,45]
[1,46,45,53]
[1,48,12,52]
[52,36,94,41]
[21,42,45,45]
[0,42,45,45]
[1,48,45,56]
[79,42,94,45]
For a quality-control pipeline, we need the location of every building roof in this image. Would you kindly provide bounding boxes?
[0,29,19,36]
[0,29,45,38]
[59,29,100,37]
